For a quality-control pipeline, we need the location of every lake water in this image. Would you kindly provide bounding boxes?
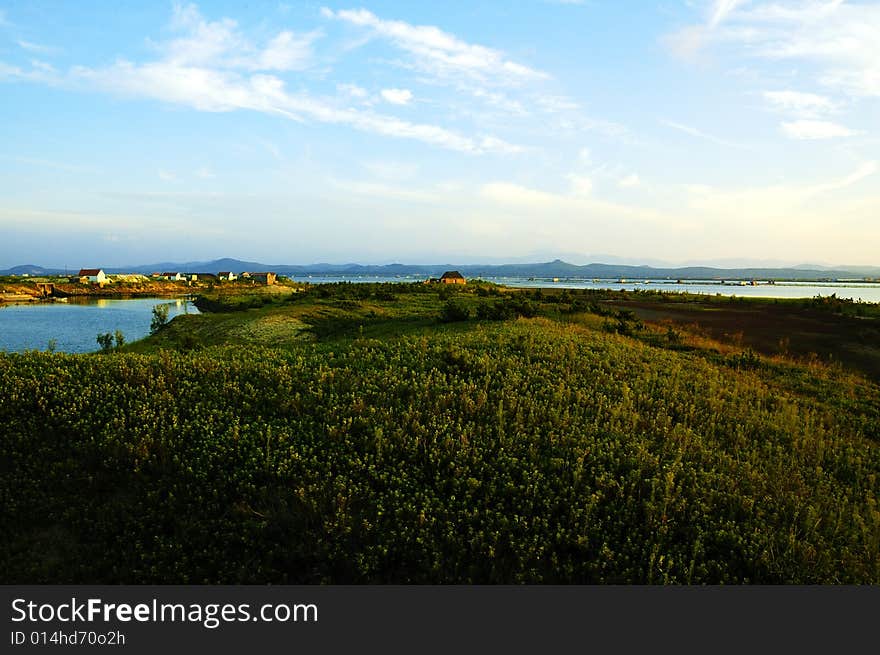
[0,297,198,354]
[2,279,879,354]
[290,274,880,303]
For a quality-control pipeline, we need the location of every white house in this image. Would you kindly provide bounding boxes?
[218,271,237,281]
[78,268,107,284]
[161,272,185,281]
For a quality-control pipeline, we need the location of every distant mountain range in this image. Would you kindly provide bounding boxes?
[4,258,880,281]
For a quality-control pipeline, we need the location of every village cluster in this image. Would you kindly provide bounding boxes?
[74,269,468,286]
[1,269,469,303]
[75,269,278,286]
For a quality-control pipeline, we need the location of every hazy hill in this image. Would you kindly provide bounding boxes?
[3,258,878,280]
[1,264,64,276]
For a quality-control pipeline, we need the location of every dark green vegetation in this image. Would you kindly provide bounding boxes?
[606,293,880,380]
[1,283,878,583]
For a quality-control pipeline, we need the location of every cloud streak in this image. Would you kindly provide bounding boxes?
[321,7,548,85]
[660,119,749,149]
[781,119,859,140]
[164,1,320,72]
[683,160,877,215]
[666,1,880,98]
[708,0,747,28]
[71,60,521,153]
[763,90,836,116]
[2,4,523,155]
[16,40,59,55]
[380,88,413,105]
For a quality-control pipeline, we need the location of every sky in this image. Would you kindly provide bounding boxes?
[0,0,878,268]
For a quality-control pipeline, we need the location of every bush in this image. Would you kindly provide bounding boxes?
[476,300,515,321]
[730,348,762,370]
[95,333,114,353]
[440,299,471,322]
[507,295,537,318]
[150,304,170,334]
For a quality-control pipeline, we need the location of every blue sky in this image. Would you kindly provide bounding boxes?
[0,0,878,267]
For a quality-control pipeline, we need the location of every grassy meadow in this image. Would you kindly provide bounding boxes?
[1,281,878,583]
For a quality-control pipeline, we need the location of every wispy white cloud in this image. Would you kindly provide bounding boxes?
[0,61,56,83]
[470,88,529,116]
[569,151,641,192]
[660,119,748,149]
[195,167,214,179]
[666,1,880,98]
[17,40,59,55]
[480,181,567,209]
[663,0,748,59]
[763,88,855,138]
[337,82,368,98]
[618,173,640,188]
[535,94,580,113]
[158,169,176,182]
[330,178,441,203]
[811,160,877,193]
[362,160,420,181]
[537,100,633,141]
[708,0,748,28]
[672,160,880,259]
[780,119,859,140]
[321,6,634,145]
[72,60,521,153]
[686,159,875,204]
[763,90,836,116]
[479,181,669,229]
[161,2,320,72]
[0,155,94,173]
[566,173,593,196]
[321,7,548,85]
[380,88,413,105]
[663,25,709,61]
[1,5,522,155]
[0,206,230,240]
[475,136,525,155]
[258,30,322,71]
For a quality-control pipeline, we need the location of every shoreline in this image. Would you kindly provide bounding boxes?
[0,279,202,304]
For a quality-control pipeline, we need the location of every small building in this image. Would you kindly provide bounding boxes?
[161,272,185,281]
[113,274,148,283]
[218,271,237,281]
[78,268,107,284]
[440,271,466,285]
[248,272,277,285]
[35,282,55,298]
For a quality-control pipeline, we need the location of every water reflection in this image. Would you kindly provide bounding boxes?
[0,297,198,353]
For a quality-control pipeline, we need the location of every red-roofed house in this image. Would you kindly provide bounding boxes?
[78,268,107,284]
[440,271,466,285]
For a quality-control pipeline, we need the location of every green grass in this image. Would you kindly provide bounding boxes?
[1,283,878,583]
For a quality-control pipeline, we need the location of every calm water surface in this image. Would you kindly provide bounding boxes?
[3,279,879,354]
[0,297,198,353]
[291,275,880,302]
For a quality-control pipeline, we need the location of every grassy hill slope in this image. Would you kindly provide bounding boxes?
[1,284,878,583]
